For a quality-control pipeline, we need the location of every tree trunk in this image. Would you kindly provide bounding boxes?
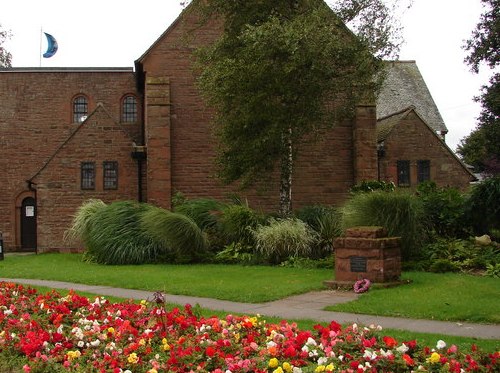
[279,127,293,217]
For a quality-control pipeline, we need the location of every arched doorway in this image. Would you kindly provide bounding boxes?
[21,197,36,250]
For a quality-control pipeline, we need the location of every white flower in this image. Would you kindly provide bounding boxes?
[3,310,12,315]
[306,337,317,346]
[436,340,446,349]
[57,324,64,334]
[90,339,100,347]
[317,357,328,365]
[77,341,84,348]
[396,343,409,353]
[292,368,303,373]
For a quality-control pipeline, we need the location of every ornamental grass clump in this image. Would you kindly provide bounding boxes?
[341,191,427,260]
[253,218,317,264]
[65,199,107,243]
[140,205,208,263]
[173,198,227,230]
[83,201,164,265]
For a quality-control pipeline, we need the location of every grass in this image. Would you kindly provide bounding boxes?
[0,253,331,303]
[327,272,500,324]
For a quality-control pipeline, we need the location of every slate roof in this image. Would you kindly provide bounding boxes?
[377,61,448,134]
[376,106,414,142]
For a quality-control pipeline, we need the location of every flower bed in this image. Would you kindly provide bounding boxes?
[0,282,498,372]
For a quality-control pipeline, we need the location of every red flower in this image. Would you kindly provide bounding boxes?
[383,336,398,348]
[403,354,415,366]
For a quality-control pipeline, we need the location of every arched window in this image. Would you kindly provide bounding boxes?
[73,95,88,123]
[122,95,137,123]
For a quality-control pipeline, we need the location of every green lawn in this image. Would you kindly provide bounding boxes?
[327,272,500,324]
[0,253,332,303]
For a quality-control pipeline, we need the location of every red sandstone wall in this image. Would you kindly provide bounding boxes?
[379,111,474,190]
[140,7,370,213]
[0,70,140,250]
[31,106,139,251]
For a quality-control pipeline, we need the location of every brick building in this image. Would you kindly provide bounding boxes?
[0,6,473,252]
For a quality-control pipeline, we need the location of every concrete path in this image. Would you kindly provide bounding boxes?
[1,277,499,340]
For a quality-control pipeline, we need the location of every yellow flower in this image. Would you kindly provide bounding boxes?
[66,350,81,361]
[107,327,115,334]
[269,358,279,368]
[147,369,158,373]
[127,352,139,364]
[429,352,440,363]
[234,332,240,343]
[273,368,284,373]
[139,338,146,346]
[315,365,326,373]
[326,363,335,372]
[282,362,293,373]
[140,299,147,306]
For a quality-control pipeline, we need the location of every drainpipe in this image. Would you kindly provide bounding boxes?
[131,146,147,202]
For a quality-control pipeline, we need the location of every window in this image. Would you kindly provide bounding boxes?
[81,162,95,190]
[73,95,88,123]
[103,161,118,190]
[122,95,137,123]
[417,160,430,183]
[397,160,410,187]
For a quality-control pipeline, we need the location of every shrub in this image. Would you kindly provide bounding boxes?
[350,180,396,193]
[417,181,469,238]
[214,242,256,264]
[174,198,227,230]
[218,204,263,246]
[429,259,460,273]
[65,199,107,243]
[465,176,500,239]
[83,201,164,265]
[295,205,342,259]
[421,237,500,274]
[140,205,208,263]
[253,218,317,264]
[341,191,427,260]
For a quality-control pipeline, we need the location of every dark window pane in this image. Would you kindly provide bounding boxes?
[417,160,430,183]
[81,162,95,190]
[103,161,118,190]
[122,95,137,123]
[397,160,410,187]
[73,96,88,123]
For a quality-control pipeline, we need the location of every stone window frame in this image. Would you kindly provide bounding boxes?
[417,160,431,183]
[80,162,95,190]
[103,161,118,190]
[121,94,137,123]
[73,95,89,123]
[397,160,410,187]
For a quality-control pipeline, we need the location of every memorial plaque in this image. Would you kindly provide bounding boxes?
[350,256,367,272]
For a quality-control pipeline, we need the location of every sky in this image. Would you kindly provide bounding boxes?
[1,0,492,151]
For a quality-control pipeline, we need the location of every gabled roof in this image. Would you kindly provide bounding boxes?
[376,106,476,180]
[377,61,447,134]
[29,103,135,182]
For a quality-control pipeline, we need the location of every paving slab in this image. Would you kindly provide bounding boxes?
[1,278,499,340]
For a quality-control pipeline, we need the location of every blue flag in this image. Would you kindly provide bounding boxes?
[43,32,58,58]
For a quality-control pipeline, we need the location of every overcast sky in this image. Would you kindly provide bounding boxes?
[1,0,492,151]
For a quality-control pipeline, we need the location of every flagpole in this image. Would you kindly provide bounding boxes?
[39,27,42,67]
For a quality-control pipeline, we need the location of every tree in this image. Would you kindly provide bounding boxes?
[191,0,408,216]
[0,24,12,67]
[461,0,500,175]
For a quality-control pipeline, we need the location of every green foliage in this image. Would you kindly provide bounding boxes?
[83,201,164,265]
[485,262,500,278]
[173,198,227,230]
[214,242,255,264]
[279,255,334,269]
[421,237,500,274]
[195,0,387,215]
[429,259,460,273]
[253,218,318,264]
[350,180,396,193]
[417,181,469,238]
[465,175,500,237]
[341,191,427,260]
[295,205,342,259]
[65,199,107,243]
[140,205,208,263]
[218,204,263,246]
